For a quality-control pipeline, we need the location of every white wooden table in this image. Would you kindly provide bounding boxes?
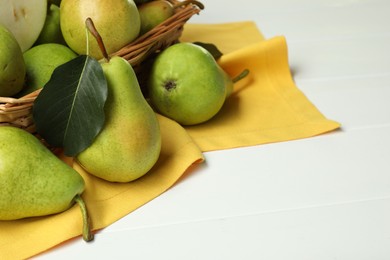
[37,0,390,259]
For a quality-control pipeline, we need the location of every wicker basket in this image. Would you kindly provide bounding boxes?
[0,0,203,134]
[0,90,41,133]
[114,0,204,69]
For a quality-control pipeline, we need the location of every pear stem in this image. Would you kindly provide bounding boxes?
[74,194,94,242]
[85,17,110,62]
[173,0,205,10]
[232,69,250,83]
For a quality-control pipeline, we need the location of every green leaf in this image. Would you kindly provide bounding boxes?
[193,42,224,60]
[33,55,108,157]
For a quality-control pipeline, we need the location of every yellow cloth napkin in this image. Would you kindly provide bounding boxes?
[181,21,265,54]
[182,22,340,151]
[0,21,340,259]
[0,115,204,260]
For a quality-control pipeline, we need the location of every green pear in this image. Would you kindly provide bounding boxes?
[76,55,161,182]
[138,0,175,35]
[34,4,66,45]
[0,126,84,220]
[0,126,93,241]
[0,0,47,52]
[147,42,227,125]
[18,43,77,96]
[60,0,141,60]
[0,24,26,97]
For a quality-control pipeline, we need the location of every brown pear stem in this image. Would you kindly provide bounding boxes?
[74,194,94,242]
[232,69,250,83]
[85,17,110,62]
[173,0,204,10]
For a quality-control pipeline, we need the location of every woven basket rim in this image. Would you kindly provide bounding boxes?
[113,1,202,65]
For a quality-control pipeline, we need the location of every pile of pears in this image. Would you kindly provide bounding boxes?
[0,0,201,97]
[0,0,246,242]
[0,0,173,240]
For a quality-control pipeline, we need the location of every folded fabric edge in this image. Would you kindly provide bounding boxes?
[265,37,342,129]
[196,119,341,153]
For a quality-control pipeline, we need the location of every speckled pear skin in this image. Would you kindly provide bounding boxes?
[76,56,161,183]
[0,126,85,220]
